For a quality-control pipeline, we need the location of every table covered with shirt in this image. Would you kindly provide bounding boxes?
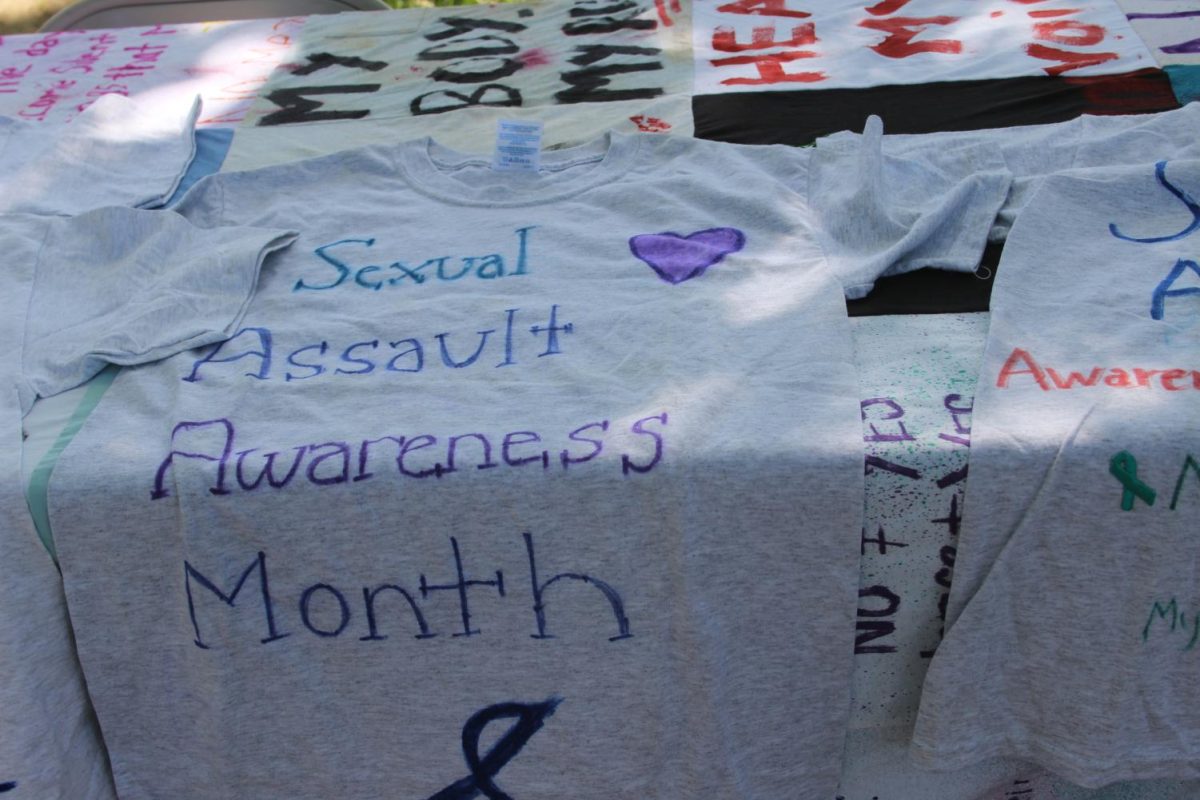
[2,2,1199,799]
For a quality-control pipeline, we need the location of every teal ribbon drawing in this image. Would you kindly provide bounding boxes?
[1110,451,1157,511]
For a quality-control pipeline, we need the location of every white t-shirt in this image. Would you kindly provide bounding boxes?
[43,127,1011,800]
[911,158,1200,786]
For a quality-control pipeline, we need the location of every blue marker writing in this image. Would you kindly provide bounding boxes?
[428,698,562,800]
[1110,161,1200,244]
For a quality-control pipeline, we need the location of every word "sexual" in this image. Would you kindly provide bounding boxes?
[296,226,534,292]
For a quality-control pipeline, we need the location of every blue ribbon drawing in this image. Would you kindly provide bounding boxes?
[427,698,562,800]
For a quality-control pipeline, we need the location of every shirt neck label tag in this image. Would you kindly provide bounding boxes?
[492,119,544,172]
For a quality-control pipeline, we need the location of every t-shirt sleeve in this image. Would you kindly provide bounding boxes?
[0,94,202,216]
[816,102,1200,244]
[20,207,296,409]
[168,170,229,228]
[807,115,1013,300]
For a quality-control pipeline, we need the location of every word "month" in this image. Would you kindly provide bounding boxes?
[151,413,668,499]
[428,698,561,800]
[184,533,633,649]
[296,227,534,292]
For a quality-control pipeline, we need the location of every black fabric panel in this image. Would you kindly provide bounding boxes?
[694,70,1178,315]
[845,243,1001,317]
[693,68,1180,147]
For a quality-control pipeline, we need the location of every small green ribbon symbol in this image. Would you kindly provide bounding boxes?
[1110,451,1157,511]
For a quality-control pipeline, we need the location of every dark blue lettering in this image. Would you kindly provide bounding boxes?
[445,432,499,473]
[300,583,351,637]
[386,338,424,373]
[306,442,351,485]
[336,339,379,375]
[1151,259,1200,321]
[419,537,505,637]
[497,308,518,367]
[152,418,234,499]
[184,551,290,648]
[1110,161,1200,244]
[183,327,272,383]
[437,329,494,368]
[360,584,436,641]
[529,304,573,357]
[503,431,548,468]
[856,585,899,654]
[560,420,608,468]
[355,435,406,482]
[400,434,442,478]
[621,412,667,475]
[285,341,329,381]
[524,532,631,641]
[236,446,307,490]
[427,698,560,800]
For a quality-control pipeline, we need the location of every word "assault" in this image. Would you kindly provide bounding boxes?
[183,305,573,384]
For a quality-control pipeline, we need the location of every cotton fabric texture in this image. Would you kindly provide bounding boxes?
[41,128,1013,800]
[0,94,200,217]
[0,94,292,800]
[911,158,1200,787]
[0,212,294,798]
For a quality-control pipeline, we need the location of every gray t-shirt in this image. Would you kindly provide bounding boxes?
[818,102,1200,244]
[911,159,1200,786]
[0,209,293,800]
[44,129,1011,800]
[0,94,200,217]
[1,93,209,800]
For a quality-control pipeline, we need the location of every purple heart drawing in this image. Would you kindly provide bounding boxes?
[629,227,746,285]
